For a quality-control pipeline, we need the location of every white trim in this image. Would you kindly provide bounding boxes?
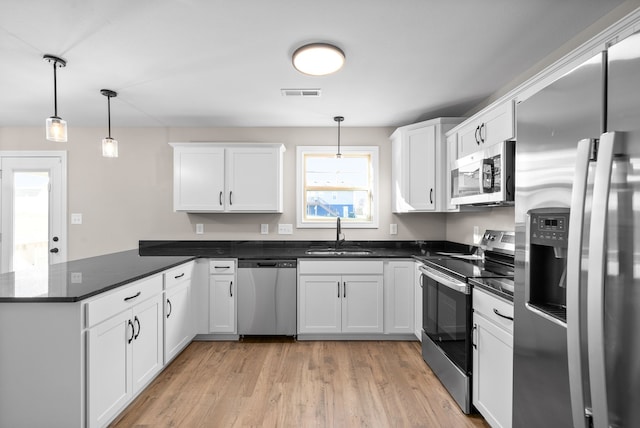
[0,151,68,269]
[296,146,379,229]
[447,6,640,136]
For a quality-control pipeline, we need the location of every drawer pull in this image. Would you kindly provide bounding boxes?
[174,273,185,279]
[214,266,230,269]
[124,291,141,302]
[493,308,514,321]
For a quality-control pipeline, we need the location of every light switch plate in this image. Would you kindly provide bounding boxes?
[71,272,82,283]
[196,223,204,234]
[71,213,82,225]
[278,224,293,234]
[390,223,398,235]
[260,224,269,235]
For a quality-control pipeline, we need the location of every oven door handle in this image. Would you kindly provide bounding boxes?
[418,265,469,294]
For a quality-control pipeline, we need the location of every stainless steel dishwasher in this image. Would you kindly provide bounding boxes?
[237,259,297,337]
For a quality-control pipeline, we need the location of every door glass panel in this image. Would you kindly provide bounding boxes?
[13,171,49,270]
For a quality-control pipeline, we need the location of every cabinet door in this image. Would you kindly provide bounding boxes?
[405,126,437,211]
[226,147,283,212]
[87,310,132,428]
[298,275,342,334]
[165,280,192,362]
[131,294,163,394]
[473,313,513,428]
[209,275,236,333]
[173,146,225,211]
[342,275,384,333]
[384,261,414,334]
[480,100,514,149]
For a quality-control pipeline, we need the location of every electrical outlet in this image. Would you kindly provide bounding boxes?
[70,272,82,283]
[390,223,398,235]
[278,224,293,234]
[71,213,82,225]
[260,224,269,234]
[196,223,204,234]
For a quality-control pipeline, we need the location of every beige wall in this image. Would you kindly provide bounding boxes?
[0,126,450,260]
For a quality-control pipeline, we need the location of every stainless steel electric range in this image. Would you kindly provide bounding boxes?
[416,230,515,414]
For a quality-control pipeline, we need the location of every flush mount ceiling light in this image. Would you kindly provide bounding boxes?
[334,115,344,158]
[100,89,118,158]
[43,54,67,142]
[292,43,345,76]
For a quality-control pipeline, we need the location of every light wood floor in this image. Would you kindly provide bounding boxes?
[110,340,490,427]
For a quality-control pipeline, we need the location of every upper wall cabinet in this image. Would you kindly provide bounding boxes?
[170,143,285,213]
[391,117,464,213]
[456,100,515,159]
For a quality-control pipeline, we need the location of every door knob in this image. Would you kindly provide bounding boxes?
[50,248,59,253]
[52,236,59,242]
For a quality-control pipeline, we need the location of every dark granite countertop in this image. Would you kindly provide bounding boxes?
[0,240,475,303]
[138,240,474,259]
[0,250,195,303]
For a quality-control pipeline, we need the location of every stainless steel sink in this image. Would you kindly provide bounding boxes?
[305,248,374,256]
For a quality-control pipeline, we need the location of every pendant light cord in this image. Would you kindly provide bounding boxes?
[107,94,112,138]
[334,116,344,158]
[52,61,58,117]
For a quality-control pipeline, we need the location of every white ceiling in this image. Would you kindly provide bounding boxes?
[0,0,627,128]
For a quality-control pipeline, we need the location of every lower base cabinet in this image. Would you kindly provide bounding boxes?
[472,288,514,428]
[298,260,384,335]
[87,285,163,428]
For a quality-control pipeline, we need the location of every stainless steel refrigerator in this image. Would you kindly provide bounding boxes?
[514,30,640,428]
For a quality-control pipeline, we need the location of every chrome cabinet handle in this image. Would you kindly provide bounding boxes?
[493,308,514,321]
[166,299,172,318]
[475,126,481,145]
[219,191,223,206]
[337,281,340,298]
[229,281,233,297]
[229,191,233,205]
[343,282,346,298]
[429,188,433,204]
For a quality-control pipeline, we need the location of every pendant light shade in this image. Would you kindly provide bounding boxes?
[334,116,344,158]
[100,89,118,158]
[292,43,345,76]
[43,55,67,142]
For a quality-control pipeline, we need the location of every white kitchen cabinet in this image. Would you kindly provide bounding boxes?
[87,276,163,428]
[164,261,195,363]
[170,142,285,213]
[383,260,414,334]
[472,287,514,428]
[456,100,514,158]
[208,259,237,334]
[445,132,459,212]
[391,117,464,213]
[298,260,384,335]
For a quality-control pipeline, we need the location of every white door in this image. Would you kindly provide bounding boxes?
[342,275,384,333]
[0,154,67,273]
[209,275,236,333]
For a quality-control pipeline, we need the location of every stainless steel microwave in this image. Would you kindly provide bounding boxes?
[450,140,515,206]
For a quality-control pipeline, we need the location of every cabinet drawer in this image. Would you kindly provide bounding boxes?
[473,288,514,334]
[164,261,194,289]
[85,275,163,328]
[298,260,383,275]
[209,259,236,274]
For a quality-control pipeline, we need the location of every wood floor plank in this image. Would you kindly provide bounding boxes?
[109,340,490,428]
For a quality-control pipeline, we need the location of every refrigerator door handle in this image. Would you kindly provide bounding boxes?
[566,138,596,428]
[587,131,625,428]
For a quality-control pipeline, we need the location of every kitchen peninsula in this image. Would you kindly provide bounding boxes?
[0,240,470,428]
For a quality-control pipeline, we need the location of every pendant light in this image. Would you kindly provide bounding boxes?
[43,54,67,142]
[100,89,118,158]
[334,116,344,158]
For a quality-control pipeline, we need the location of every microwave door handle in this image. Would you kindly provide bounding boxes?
[587,132,624,428]
[566,138,596,428]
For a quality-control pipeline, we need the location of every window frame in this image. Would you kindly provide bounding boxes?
[296,146,379,229]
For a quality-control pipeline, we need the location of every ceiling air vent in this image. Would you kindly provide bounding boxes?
[281,88,322,97]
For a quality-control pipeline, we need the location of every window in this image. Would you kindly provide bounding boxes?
[296,146,379,228]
